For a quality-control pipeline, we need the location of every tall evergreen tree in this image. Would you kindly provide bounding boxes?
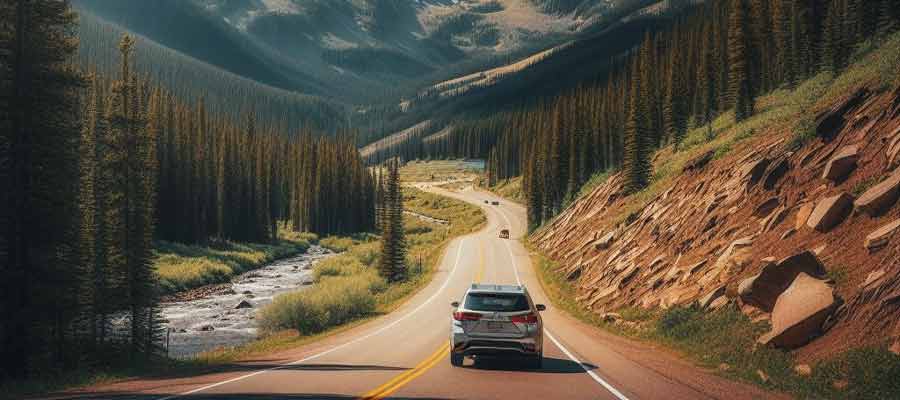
[0,0,85,376]
[378,160,407,282]
[729,0,755,121]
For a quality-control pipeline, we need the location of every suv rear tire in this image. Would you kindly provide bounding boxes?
[450,352,464,367]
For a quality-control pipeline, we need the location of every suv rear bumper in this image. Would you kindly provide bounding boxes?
[451,333,542,357]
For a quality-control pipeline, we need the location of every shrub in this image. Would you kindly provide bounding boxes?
[657,305,702,340]
[259,275,376,335]
[319,236,356,252]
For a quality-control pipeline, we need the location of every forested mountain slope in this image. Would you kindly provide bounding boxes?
[358,0,696,162]
[76,11,348,132]
[72,0,616,104]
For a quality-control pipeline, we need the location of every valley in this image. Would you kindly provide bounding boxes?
[4,0,900,399]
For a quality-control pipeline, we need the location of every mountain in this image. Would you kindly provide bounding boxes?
[72,0,622,104]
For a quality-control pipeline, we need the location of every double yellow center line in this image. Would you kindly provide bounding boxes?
[359,342,450,400]
[358,242,487,400]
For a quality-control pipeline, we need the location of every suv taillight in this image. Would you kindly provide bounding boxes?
[510,313,538,324]
[453,312,482,321]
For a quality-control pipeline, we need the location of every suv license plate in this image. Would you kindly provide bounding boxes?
[487,322,504,330]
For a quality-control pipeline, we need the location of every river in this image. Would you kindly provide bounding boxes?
[160,246,333,358]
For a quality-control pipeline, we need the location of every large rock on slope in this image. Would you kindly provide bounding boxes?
[806,192,854,232]
[795,202,815,230]
[738,251,827,312]
[822,145,859,182]
[758,273,840,349]
[855,168,900,216]
[864,219,900,250]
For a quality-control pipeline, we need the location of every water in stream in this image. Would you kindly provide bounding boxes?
[161,246,332,358]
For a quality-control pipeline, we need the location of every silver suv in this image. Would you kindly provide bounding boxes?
[450,284,545,368]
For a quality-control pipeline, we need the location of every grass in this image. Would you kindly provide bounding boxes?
[489,176,526,204]
[530,250,900,399]
[154,228,317,294]
[397,158,484,182]
[258,186,485,340]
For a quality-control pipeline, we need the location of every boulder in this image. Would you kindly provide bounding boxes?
[708,296,729,310]
[741,158,771,190]
[762,206,790,233]
[815,87,867,142]
[755,197,780,218]
[806,192,854,232]
[758,273,841,348]
[739,251,827,312]
[698,285,726,309]
[887,131,900,170]
[780,228,797,240]
[822,145,859,182]
[864,219,900,250]
[795,203,815,230]
[763,159,790,190]
[600,312,622,323]
[861,269,886,288]
[234,300,253,309]
[756,369,770,383]
[855,168,900,216]
[595,230,617,250]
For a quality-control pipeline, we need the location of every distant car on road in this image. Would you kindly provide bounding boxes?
[484,200,489,204]
[499,229,510,239]
[450,284,545,369]
[491,201,500,205]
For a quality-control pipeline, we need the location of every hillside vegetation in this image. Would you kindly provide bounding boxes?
[531,31,900,399]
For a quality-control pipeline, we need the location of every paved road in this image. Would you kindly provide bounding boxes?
[55,187,784,400]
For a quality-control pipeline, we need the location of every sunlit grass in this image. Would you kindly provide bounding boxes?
[154,229,316,294]
[257,187,485,342]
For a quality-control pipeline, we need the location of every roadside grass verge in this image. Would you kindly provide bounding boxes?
[530,249,900,399]
[154,229,318,294]
[258,186,485,337]
[489,176,526,205]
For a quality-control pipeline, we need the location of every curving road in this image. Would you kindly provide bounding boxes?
[55,187,784,400]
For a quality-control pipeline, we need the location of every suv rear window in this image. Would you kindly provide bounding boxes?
[464,293,529,312]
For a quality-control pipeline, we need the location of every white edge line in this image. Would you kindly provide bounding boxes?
[495,204,630,400]
[546,331,631,400]
[157,238,469,400]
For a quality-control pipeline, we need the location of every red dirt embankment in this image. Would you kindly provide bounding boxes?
[532,84,900,362]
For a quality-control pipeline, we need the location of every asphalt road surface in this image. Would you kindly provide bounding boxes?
[53,187,784,400]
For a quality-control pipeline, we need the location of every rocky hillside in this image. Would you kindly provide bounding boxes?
[532,77,900,361]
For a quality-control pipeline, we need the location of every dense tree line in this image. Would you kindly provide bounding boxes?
[1,0,375,379]
[486,0,900,230]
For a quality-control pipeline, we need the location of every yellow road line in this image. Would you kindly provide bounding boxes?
[358,235,488,399]
[359,342,450,400]
[474,240,485,283]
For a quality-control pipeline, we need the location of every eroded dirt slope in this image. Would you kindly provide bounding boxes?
[532,84,900,361]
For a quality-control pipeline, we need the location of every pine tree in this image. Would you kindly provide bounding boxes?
[623,60,650,194]
[729,0,755,121]
[877,0,898,38]
[0,0,85,376]
[378,160,407,282]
